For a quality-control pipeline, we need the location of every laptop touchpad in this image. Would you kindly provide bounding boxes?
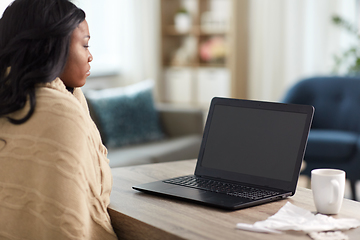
[164,186,209,200]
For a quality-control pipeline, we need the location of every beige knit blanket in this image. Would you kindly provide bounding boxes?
[0,78,117,240]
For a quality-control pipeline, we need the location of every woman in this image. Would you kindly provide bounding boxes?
[0,0,118,239]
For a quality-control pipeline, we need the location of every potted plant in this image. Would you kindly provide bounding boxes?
[174,7,191,33]
[331,15,360,75]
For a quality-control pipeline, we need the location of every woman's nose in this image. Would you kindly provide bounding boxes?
[88,52,93,62]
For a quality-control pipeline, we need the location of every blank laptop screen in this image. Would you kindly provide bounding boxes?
[200,104,308,182]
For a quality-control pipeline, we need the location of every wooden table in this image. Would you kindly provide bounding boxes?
[108,160,360,240]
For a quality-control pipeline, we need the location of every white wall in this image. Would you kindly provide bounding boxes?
[248,0,358,102]
[74,0,161,97]
[72,0,123,77]
[0,0,14,17]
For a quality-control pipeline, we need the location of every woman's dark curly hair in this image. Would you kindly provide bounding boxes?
[0,0,85,124]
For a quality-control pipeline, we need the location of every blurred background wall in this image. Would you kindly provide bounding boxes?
[1,0,359,105]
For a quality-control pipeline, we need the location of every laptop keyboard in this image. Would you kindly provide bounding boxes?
[164,176,280,200]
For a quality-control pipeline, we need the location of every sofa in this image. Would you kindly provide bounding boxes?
[85,80,204,168]
[282,76,360,200]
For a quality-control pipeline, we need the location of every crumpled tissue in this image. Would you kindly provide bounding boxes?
[236,202,360,234]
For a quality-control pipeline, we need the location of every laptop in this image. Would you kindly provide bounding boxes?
[133,97,314,210]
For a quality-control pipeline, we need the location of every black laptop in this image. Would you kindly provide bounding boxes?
[133,97,314,210]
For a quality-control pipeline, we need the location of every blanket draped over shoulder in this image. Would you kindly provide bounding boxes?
[0,78,118,240]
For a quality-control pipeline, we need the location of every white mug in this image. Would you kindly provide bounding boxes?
[311,169,345,214]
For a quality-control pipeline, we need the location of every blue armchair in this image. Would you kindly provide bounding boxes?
[282,76,360,200]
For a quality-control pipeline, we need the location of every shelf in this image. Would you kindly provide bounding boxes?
[198,63,226,68]
[163,25,227,36]
[163,63,199,68]
[160,0,233,105]
[163,63,227,68]
[163,25,200,35]
[199,30,227,36]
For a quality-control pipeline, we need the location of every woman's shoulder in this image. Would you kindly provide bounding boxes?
[30,79,90,139]
[1,78,93,148]
[36,78,88,115]
[37,78,81,102]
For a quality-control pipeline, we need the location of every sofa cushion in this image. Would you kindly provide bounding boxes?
[107,135,202,168]
[85,80,164,148]
[305,129,358,163]
[282,77,360,132]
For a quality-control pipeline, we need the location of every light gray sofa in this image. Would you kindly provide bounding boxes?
[89,103,204,168]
